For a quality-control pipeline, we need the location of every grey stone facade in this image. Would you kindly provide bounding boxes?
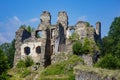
[14,11,101,67]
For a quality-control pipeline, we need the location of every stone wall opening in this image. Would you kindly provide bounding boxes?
[36,46,41,54]
[36,30,42,38]
[70,29,75,35]
[24,47,30,55]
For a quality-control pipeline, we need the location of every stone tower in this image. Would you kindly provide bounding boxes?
[40,11,51,25]
[57,11,68,52]
[96,22,101,39]
[38,11,52,67]
[58,11,68,27]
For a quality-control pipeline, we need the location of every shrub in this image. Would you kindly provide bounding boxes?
[72,41,83,55]
[69,32,80,42]
[0,72,9,80]
[82,37,92,54]
[72,37,100,55]
[0,49,9,80]
[17,56,34,68]
[95,54,120,69]
[17,60,26,68]
[24,56,34,67]
[86,22,90,27]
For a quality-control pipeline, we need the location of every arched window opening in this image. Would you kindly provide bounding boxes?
[70,29,75,35]
[36,30,42,38]
[36,46,41,54]
[24,47,30,55]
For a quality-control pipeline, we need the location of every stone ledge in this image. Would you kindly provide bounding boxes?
[74,65,120,80]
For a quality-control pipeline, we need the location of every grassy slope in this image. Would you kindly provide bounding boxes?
[39,54,84,80]
[8,54,83,80]
[8,53,120,80]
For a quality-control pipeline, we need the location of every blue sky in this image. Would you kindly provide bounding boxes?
[0,0,120,43]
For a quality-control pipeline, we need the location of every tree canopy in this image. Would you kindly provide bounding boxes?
[96,16,120,69]
[0,49,9,79]
[102,17,120,58]
[0,39,15,67]
[20,25,35,32]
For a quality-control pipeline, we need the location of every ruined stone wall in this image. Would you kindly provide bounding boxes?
[14,11,102,67]
[82,54,93,66]
[74,66,119,80]
[57,11,68,52]
[21,42,42,63]
[14,28,31,67]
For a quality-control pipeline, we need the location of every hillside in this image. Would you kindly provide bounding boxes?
[7,53,120,80]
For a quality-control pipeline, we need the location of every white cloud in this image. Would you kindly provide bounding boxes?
[0,16,39,43]
[8,16,21,27]
[13,16,20,22]
[78,16,87,21]
[0,16,22,43]
[29,18,39,22]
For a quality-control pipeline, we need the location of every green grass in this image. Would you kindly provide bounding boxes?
[39,54,83,80]
[8,67,40,80]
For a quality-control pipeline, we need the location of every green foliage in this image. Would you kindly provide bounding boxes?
[107,17,120,58]
[109,17,120,38]
[102,37,112,56]
[17,56,34,68]
[95,54,120,69]
[0,49,9,74]
[17,60,26,68]
[72,38,99,55]
[86,22,90,27]
[0,72,9,80]
[40,54,83,80]
[0,49,9,80]
[0,39,15,67]
[72,41,83,55]
[21,69,31,78]
[25,56,34,67]
[69,32,80,41]
[7,39,15,67]
[96,17,120,70]
[82,37,92,54]
[20,25,35,32]
[83,38,100,54]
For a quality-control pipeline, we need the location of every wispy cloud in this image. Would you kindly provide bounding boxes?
[29,18,39,22]
[0,16,21,44]
[13,16,20,22]
[78,16,87,21]
[0,16,39,44]
[0,33,9,44]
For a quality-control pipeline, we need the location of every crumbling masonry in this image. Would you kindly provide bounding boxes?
[14,11,101,67]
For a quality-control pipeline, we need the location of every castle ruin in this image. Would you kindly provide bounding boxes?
[14,11,101,67]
